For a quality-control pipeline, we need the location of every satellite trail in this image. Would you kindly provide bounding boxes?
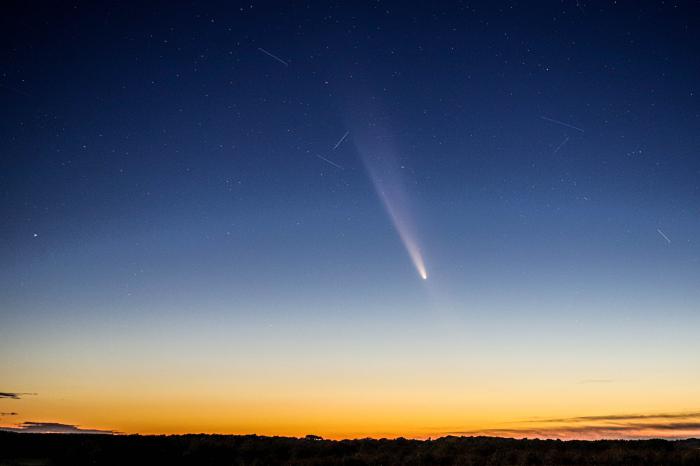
[315,154,344,170]
[553,136,570,154]
[257,47,289,66]
[333,131,350,150]
[541,116,585,133]
[656,228,671,244]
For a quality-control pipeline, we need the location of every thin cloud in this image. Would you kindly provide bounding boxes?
[445,411,700,440]
[530,412,700,424]
[450,423,700,440]
[0,392,37,400]
[0,422,119,435]
[0,412,18,416]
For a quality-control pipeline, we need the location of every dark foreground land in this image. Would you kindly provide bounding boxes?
[1,432,699,466]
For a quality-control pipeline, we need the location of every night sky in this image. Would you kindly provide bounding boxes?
[1,1,700,439]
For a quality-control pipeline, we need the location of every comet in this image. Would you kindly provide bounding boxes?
[351,119,428,280]
[375,186,428,280]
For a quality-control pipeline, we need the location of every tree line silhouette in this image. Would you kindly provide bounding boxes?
[1,432,699,465]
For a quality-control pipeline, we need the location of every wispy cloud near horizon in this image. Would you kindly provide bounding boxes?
[445,411,700,440]
[0,422,119,435]
[528,412,700,424]
[0,392,36,400]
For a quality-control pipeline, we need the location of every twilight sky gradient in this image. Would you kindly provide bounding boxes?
[1,1,700,439]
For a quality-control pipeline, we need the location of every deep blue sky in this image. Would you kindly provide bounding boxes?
[1,1,699,437]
